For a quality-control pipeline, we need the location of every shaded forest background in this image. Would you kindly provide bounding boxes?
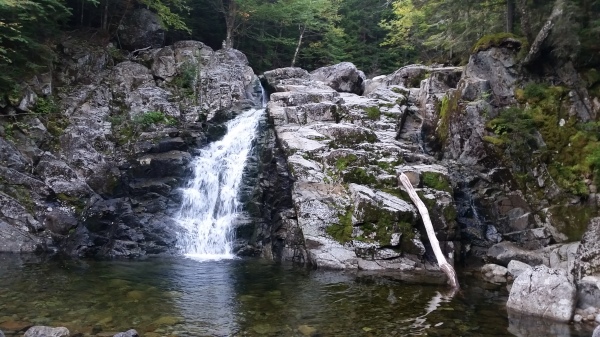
[0,0,599,92]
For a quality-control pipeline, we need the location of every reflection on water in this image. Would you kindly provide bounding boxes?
[0,254,594,337]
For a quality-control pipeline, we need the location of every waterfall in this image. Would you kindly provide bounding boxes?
[176,108,264,260]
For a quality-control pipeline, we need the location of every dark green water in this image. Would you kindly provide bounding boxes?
[0,255,593,337]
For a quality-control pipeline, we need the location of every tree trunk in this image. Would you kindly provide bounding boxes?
[523,0,565,66]
[399,173,460,289]
[517,0,533,43]
[102,0,109,31]
[506,0,515,33]
[224,0,237,48]
[291,24,305,67]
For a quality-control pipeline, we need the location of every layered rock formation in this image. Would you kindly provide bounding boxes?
[260,64,461,280]
[0,38,262,257]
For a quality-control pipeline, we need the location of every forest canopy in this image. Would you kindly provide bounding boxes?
[0,0,598,91]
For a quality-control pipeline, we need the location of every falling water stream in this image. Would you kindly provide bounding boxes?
[176,107,264,260]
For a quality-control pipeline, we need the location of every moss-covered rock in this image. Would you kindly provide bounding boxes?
[471,33,524,54]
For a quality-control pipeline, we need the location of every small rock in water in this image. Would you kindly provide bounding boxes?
[589,314,596,321]
[298,325,317,336]
[154,316,182,326]
[24,326,69,337]
[113,329,139,337]
[574,314,583,323]
[126,290,144,301]
[252,324,272,334]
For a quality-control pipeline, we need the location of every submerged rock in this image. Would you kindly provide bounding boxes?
[113,329,139,337]
[24,326,70,337]
[507,265,576,322]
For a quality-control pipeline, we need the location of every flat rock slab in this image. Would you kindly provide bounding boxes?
[507,265,576,322]
[487,241,544,266]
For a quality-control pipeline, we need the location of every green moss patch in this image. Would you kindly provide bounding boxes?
[471,33,523,54]
[335,154,359,171]
[421,172,452,193]
[364,106,382,121]
[326,207,354,244]
[343,168,377,185]
[437,90,461,145]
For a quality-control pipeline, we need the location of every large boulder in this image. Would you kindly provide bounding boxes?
[118,8,165,51]
[507,265,576,322]
[310,62,366,95]
[464,45,519,106]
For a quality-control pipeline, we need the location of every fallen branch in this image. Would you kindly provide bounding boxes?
[399,172,460,289]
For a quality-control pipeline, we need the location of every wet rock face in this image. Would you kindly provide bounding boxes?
[262,64,460,274]
[507,265,576,322]
[0,38,262,257]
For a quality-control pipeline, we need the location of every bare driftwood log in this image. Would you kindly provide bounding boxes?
[399,173,460,289]
[523,0,565,66]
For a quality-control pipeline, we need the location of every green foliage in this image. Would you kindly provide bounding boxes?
[364,106,381,121]
[487,82,600,195]
[32,97,59,115]
[133,111,178,128]
[139,0,191,33]
[0,0,71,91]
[326,207,354,244]
[173,60,197,89]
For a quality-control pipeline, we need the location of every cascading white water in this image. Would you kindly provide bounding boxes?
[176,108,264,260]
